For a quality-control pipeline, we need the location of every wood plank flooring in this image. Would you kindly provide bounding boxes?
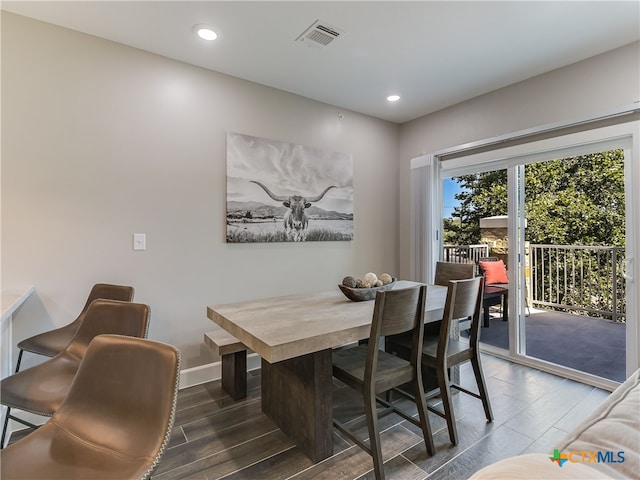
[151,354,610,479]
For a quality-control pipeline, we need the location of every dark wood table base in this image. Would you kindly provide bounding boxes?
[261,350,334,462]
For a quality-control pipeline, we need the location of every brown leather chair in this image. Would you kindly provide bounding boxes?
[14,283,135,372]
[332,286,435,480]
[1,299,149,447]
[1,334,180,480]
[388,277,493,445]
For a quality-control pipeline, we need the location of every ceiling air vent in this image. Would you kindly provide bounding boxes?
[296,20,343,48]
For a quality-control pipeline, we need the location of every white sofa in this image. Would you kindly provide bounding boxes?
[470,369,640,479]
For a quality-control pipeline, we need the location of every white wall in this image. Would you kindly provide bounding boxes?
[397,41,640,279]
[1,13,400,370]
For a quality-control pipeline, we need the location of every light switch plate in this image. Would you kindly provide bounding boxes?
[133,233,146,251]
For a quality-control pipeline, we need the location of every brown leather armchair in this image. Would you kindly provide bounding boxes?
[1,299,149,447]
[1,334,180,480]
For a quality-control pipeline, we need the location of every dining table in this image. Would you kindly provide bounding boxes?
[207,280,448,463]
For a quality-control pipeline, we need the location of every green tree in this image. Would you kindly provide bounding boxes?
[525,150,625,246]
[444,170,507,245]
[445,149,625,247]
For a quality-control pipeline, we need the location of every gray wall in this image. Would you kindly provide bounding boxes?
[1,13,400,370]
[397,41,640,280]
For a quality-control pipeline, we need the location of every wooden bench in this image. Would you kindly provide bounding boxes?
[204,331,248,400]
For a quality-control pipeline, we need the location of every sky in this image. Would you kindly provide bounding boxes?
[443,177,463,218]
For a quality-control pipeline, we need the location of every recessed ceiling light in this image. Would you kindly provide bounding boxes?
[387,95,400,102]
[193,24,218,41]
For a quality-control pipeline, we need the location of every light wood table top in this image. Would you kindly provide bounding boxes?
[207,281,447,363]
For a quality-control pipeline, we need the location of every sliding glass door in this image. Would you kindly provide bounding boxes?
[434,122,638,387]
[522,150,627,382]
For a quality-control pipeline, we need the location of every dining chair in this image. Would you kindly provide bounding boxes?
[390,277,493,446]
[0,334,180,480]
[478,257,530,318]
[0,299,150,448]
[476,256,499,276]
[14,283,135,373]
[434,261,475,286]
[478,258,508,286]
[434,261,476,331]
[332,285,435,480]
[477,258,507,324]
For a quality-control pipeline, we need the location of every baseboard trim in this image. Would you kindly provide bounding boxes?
[179,353,261,389]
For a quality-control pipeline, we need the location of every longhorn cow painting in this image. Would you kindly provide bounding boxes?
[226,132,353,243]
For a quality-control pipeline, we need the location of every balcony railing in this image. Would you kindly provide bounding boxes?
[442,244,490,264]
[530,244,626,322]
[442,244,626,322]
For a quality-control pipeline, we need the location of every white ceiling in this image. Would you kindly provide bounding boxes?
[3,1,639,124]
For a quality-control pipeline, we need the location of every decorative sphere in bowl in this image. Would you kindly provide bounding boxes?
[342,276,357,288]
[338,278,397,301]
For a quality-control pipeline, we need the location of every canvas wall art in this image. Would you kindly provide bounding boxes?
[226,132,353,243]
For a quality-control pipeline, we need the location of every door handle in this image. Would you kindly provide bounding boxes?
[622,257,634,281]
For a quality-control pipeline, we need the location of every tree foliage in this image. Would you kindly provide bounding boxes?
[444,149,625,247]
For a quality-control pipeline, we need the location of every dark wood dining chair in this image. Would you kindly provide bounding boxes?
[0,299,149,448]
[14,283,135,373]
[434,261,476,330]
[332,285,435,480]
[1,334,180,480]
[476,256,499,276]
[394,277,493,445]
[434,261,475,286]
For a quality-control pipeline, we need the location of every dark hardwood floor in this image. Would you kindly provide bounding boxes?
[150,354,610,479]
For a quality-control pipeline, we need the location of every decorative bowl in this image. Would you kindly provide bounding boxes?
[338,278,397,302]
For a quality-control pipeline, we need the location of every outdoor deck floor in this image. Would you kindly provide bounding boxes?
[477,308,626,382]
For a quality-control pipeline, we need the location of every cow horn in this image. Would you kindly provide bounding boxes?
[306,185,337,203]
[250,181,288,202]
